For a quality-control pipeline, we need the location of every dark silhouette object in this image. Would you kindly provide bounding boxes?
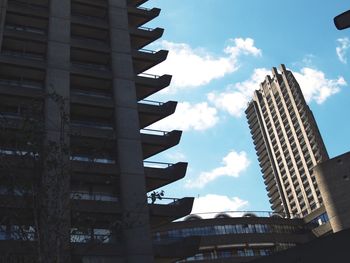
[334,10,350,30]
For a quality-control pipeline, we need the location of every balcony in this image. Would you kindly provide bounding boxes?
[0,78,43,98]
[130,26,164,50]
[6,0,48,19]
[138,100,177,129]
[144,161,187,192]
[141,129,182,159]
[128,6,161,28]
[135,73,172,100]
[0,52,46,70]
[149,197,194,228]
[4,24,47,42]
[71,36,110,53]
[132,49,168,74]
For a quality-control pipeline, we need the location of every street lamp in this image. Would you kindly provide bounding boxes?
[334,10,350,30]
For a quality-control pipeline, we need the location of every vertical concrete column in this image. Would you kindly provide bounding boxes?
[0,0,8,51]
[41,0,71,262]
[314,152,350,233]
[108,0,154,262]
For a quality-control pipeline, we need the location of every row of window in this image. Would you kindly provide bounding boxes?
[154,223,305,240]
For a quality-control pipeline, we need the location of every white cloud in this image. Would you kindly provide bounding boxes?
[190,194,249,218]
[185,150,250,188]
[149,101,219,131]
[164,151,186,163]
[208,68,270,117]
[294,67,346,104]
[336,37,350,64]
[146,38,261,92]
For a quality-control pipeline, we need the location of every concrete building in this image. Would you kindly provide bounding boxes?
[245,64,329,218]
[0,0,195,262]
[314,151,350,233]
[153,212,319,263]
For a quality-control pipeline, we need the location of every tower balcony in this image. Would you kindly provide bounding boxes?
[132,49,168,74]
[71,36,110,53]
[144,161,188,192]
[138,100,177,129]
[149,197,194,228]
[135,73,172,100]
[141,129,182,159]
[128,6,161,28]
[0,53,46,70]
[130,26,164,50]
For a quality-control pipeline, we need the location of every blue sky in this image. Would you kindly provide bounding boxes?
[141,0,350,215]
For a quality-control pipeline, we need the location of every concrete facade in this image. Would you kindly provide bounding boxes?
[0,0,195,262]
[245,64,329,217]
[314,151,350,232]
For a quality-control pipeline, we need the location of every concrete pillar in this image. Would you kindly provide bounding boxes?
[41,0,71,262]
[0,0,8,51]
[314,152,350,232]
[108,0,154,262]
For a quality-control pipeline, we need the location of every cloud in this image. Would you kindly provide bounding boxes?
[293,67,346,104]
[190,194,249,218]
[208,68,270,117]
[148,101,219,131]
[185,150,250,188]
[336,37,350,64]
[146,38,261,92]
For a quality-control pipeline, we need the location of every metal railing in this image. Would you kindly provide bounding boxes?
[144,161,173,168]
[137,72,160,79]
[141,128,169,136]
[140,99,164,106]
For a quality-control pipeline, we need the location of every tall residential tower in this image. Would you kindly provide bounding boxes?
[245,65,329,217]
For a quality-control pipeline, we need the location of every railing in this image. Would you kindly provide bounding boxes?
[10,0,48,10]
[5,24,46,35]
[70,121,113,130]
[140,99,163,106]
[70,191,118,202]
[70,155,115,164]
[71,61,110,71]
[137,72,160,79]
[2,50,44,61]
[71,89,112,99]
[141,128,169,136]
[0,78,43,89]
[138,26,155,31]
[139,48,157,54]
[144,160,173,168]
[147,196,180,205]
[183,210,299,219]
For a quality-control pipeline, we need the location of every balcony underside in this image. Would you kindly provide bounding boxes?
[130,27,164,50]
[132,50,168,74]
[138,101,177,129]
[135,74,172,100]
[128,7,161,28]
[145,162,187,192]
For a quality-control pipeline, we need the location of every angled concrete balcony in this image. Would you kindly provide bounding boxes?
[141,129,182,159]
[138,100,177,129]
[130,27,164,50]
[149,197,194,228]
[128,6,161,28]
[144,161,188,192]
[71,90,114,108]
[71,23,109,43]
[71,15,108,30]
[7,0,48,19]
[127,0,148,7]
[71,36,110,53]
[135,73,172,100]
[132,49,168,74]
